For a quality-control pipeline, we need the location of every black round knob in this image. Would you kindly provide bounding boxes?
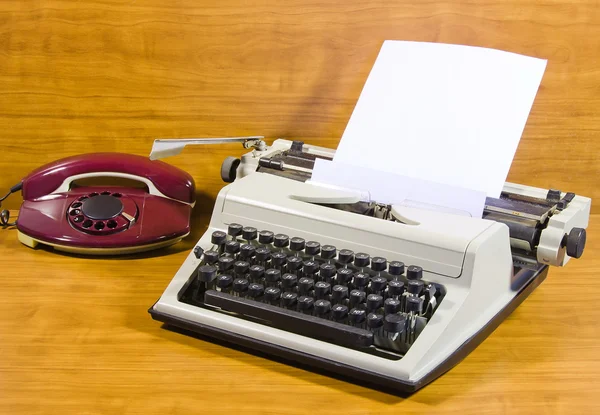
[305,241,321,256]
[314,299,331,316]
[367,313,383,329]
[303,260,319,275]
[407,280,424,295]
[249,265,265,280]
[298,277,314,295]
[265,287,281,303]
[332,304,348,321]
[315,281,331,299]
[218,256,234,271]
[225,240,240,255]
[388,280,405,297]
[281,273,298,289]
[228,223,243,238]
[203,250,220,264]
[234,260,250,275]
[81,195,123,220]
[242,226,258,241]
[265,268,281,283]
[354,253,370,268]
[349,308,366,325]
[349,290,366,308]
[216,274,233,289]
[255,247,271,262]
[384,313,406,333]
[338,249,355,264]
[274,234,289,248]
[259,230,274,244]
[384,298,401,314]
[211,231,227,245]
[286,256,302,271]
[406,296,424,314]
[248,283,264,299]
[389,261,405,276]
[336,268,353,285]
[321,245,337,260]
[331,285,349,304]
[271,252,287,267]
[319,263,337,279]
[352,272,369,289]
[221,156,241,183]
[566,227,586,259]
[366,294,383,311]
[370,276,387,293]
[281,292,298,308]
[371,257,387,272]
[290,237,306,252]
[198,265,217,282]
[407,265,423,280]
[233,278,249,294]
[239,244,256,260]
[298,296,314,312]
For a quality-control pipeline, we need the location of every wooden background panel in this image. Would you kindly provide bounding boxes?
[0,0,598,212]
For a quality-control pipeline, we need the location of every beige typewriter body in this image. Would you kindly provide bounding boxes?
[151,139,591,390]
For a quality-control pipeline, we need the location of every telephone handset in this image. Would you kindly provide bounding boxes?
[11,153,195,254]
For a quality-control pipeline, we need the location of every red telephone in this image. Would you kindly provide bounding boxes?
[12,153,195,255]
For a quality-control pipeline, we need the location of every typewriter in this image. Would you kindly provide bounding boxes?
[149,138,591,393]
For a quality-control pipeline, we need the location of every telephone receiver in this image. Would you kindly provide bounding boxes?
[13,153,195,255]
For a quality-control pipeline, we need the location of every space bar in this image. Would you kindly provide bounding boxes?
[203,290,373,349]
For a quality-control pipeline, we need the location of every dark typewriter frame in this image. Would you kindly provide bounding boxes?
[149,265,548,394]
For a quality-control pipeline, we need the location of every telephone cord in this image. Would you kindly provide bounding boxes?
[0,182,23,227]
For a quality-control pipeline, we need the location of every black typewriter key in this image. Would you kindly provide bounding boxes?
[265,268,281,284]
[239,244,256,260]
[366,294,383,312]
[286,255,303,272]
[353,272,370,289]
[248,283,264,299]
[332,304,349,321]
[367,313,383,330]
[321,245,337,261]
[298,277,314,295]
[264,287,281,304]
[198,265,217,283]
[249,265,265,281]
[370,276,387,293]
[271,251,287,268]
[211,231,227,249]
[302,260,319,276]
[349,290,366,308]
[234,260,250,276]
[218,256,235,272]
[338,249,355,265]
[336,268,353,285]
[354,252,370,268]
[233,278,250,296]
[314,281,331,299]
[258,230,274,245]
[298,295,314,313]
[407,280,424,295]
[389,261,405,278]
[384,298,401,314]
[319,263,337,281]
[281,273,298,290]
[242,226,258,242]
[388,280,405,297]
[228,223,243,239]
[216,274,233,291]
[193,246,204,259]
[348,308,366,326]
[203,250,220,265]
[305,241,321,257]
[407,265,423,280]
[289,237,306,253]
[406,296,424,314]
[371,257,387,273]
[331,285,349,304]
[225,240,240,256]
[255,247,271,263]
[384,313,406,334]
[314,299,331,316]
[281,292,298,308]
[274,234,290,249]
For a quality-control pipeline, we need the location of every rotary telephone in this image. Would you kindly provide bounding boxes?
[1,153,195,255]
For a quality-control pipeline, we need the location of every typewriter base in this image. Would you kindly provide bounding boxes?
[149,265,548,394]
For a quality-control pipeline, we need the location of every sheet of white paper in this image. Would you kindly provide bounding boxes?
[311,158,487,218]
[334,41,547,199]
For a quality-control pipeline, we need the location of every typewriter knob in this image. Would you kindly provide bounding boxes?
[211,231,227,246]
[384,313,406,334]
[265,287,281,304]
[565,227,586,259]
[321,245,337,260]
[338,249,355,264]
[225,240,240,255]
[315,299,332,316]
[290,237,306,252]
[349,308,366,325]
[305,241,321,256]
[234,260,250,275]
[248,283,264,299]
[389,261,405,277]
[221,156,241,183]
[265,268,281,283]
[198,265,217,282]
[332,304,349,321]
[242,226,258,241]
[354,253,370,268]
[216,274,233,290]
[406,265,423,280]
[259,230,274,244]
[371,257,387,272]
[274,234,290,248]
[203,250,220,265]
[218,256,234,272]
[384,298,401,314]
[407,280,424,295]
[239,244,256,260]
[367,313,383,329]
[228,223,243,238]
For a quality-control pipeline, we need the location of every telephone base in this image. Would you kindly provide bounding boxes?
[17,230,188,255]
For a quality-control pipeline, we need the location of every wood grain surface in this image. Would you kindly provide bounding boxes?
[0,1,599,414]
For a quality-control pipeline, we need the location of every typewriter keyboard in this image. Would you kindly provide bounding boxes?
[179,224,446,358]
